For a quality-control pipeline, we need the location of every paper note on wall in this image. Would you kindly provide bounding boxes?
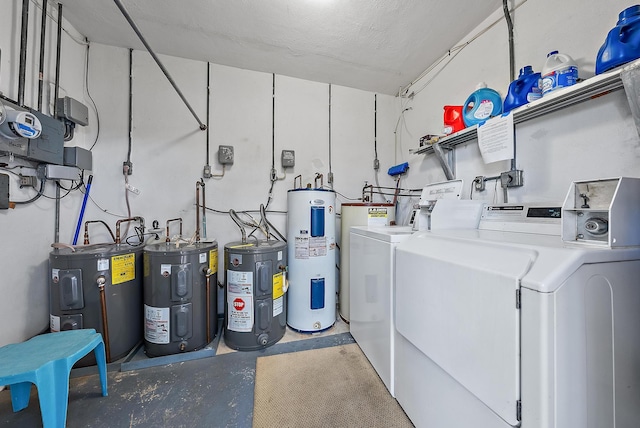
[477,113,514,164]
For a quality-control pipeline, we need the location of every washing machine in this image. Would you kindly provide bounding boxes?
[349,225,413,397]
[394,177,640,428]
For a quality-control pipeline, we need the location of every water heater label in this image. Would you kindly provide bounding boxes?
[227,270,254,332]
[209,250,218,274]
[97,258,109,271]
[309,237,327,257]
[295,236,310,259]
[50,314,60,332]
[145,305,170,344]
[273,296,283,317]
[368,207,389,226]
[273,272,284,299]
[112,253,135,285]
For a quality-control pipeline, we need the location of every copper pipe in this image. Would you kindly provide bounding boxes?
[165,218,183,242]
[84,220,116,245]
[97,277,111,363]
[314,173,323,189]
[204,267,212,343]
[115,216,145,244]
[294,174,302,189]
[195,179,205,242]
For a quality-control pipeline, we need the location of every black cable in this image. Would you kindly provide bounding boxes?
[12,177,45,205]
[86,41,101,151]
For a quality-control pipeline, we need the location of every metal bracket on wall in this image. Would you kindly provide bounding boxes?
[432,142,455,180]
[621,62,640,138]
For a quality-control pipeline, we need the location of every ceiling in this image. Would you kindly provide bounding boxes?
[54,0,504,95]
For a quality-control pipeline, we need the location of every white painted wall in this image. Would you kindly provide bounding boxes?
[396,0,640,206]
[0,5,396,344]
[0,1,89,346]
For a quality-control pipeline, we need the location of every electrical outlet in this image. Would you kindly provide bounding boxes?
[474,176,485,192]
[218,145,234,165]
[500,170,524,188]
[123,161,133,175]
[19,175,37,188]
[203,164,212,179]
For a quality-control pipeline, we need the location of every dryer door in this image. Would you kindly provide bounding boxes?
[396,233,536,426]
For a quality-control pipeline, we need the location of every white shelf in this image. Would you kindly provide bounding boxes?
[411,59,636,156]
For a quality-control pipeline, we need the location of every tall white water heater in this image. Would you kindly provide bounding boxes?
[287,188,337,332]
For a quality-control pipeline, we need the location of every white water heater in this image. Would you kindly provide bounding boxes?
[287,188,337,332]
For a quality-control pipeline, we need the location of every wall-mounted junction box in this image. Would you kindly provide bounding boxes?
[281,150,295,167]
[218,145,234,165]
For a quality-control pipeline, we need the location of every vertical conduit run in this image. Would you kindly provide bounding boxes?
[328,84,332,189]
[53,3,63,244]
[127,49,133,168]
[206,62,210,168]
[37,0,47,111]
[18,0,28,106]
[374,94,378,164]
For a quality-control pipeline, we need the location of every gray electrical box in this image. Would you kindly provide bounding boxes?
[218,145,234,165]
[56,97,89,126]
[281,150,295,167]
[0,173,8,209]
[64,147,92,170]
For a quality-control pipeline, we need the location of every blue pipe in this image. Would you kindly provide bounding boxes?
[72,175,93,245]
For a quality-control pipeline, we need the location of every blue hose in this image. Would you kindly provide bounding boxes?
[72,175,93,245]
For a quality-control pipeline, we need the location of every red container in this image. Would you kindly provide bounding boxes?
[443,105,465,134]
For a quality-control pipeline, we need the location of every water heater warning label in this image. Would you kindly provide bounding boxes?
[145,305,170,344]
[227,270,253,332]
[368,207,389,226]
[112,253,135,285]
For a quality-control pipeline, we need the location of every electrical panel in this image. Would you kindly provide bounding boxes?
[218,145,234,165]
[281,149,295,167]
[0,98,65,165]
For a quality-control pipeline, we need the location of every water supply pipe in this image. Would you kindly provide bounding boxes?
[83,219,116,245]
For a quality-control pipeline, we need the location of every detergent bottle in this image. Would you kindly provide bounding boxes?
[596,5,640,75]
[503,66,541,113]
[443,105,465,134]
[541,51,578,95]
[462,83,502,127]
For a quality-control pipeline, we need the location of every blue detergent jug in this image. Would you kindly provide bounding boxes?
[503,66,541,113]
[462,83,502,127]
[596,5,640,75]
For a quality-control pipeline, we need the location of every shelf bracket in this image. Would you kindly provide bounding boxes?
[620,62,640,138]
[432,142,455,180]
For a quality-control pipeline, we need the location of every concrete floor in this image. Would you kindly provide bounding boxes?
[0,320,354,428]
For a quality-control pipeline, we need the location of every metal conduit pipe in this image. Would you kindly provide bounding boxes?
[37,0,47,111]
[112,0,207,131]
[18,0,28,106]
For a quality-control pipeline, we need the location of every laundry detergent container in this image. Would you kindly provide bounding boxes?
[596,5,640,74]
[503,66,541,113]
[462,83,502,127]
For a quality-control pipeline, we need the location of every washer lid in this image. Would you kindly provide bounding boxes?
[396,231,534,426]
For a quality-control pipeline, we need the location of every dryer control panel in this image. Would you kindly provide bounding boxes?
[562,177,640,247]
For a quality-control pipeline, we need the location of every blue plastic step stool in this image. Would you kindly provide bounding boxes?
[0,329,108,428]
